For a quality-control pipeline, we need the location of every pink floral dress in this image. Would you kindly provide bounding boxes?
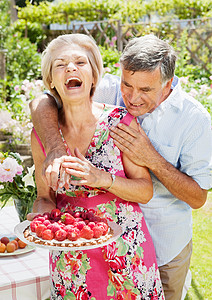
[35,104,164,300]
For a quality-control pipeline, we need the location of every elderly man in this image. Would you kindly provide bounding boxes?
[30,34,212,300]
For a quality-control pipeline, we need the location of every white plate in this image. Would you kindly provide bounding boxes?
[14,220,123,251]
[0,235,35,256]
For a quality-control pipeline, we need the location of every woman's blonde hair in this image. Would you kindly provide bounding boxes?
[41,34,103,103]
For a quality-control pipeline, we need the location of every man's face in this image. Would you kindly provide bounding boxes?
[120,67,172,117]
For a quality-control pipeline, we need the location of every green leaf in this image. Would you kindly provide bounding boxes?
[64,290,76,300]
[116,237,129,256]
[56,253,66,272]
[71,274,76,281]
[66,191,77,197]
[0,194,13,208]
[137,246,144,258]
[107,279,116,296]
[123,278,135,290]
[80,261,91,275]
[71,175,81,181]
[103,201,118,221]
[96,129,109,149]
[132,288,140,295]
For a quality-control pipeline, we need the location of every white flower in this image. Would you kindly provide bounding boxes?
[188,88,198,98]
[0,157,23,182]
[22,165,35,187]
[180,76,189,85]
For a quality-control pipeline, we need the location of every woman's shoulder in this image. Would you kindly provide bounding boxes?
[93,102,133,126]
[103,104,134,128]
[103,104,128,116]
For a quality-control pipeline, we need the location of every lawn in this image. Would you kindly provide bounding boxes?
[185,191,212,300]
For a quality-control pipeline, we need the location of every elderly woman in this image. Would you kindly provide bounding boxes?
[30,34,164,299]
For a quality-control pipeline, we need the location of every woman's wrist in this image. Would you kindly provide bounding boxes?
[102,172,116,190]
[107,174,116,190]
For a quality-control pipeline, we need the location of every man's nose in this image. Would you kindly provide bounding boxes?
[130,90,142,103]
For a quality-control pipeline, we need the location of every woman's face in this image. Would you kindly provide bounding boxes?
[50,44,94,104]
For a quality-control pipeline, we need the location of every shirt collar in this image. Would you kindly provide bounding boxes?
[159,75,184,112]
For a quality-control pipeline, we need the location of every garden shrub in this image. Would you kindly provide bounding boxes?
[11,19,46,48]
[4,32,41,84]
[99,45,121,77]
[0,0,10,48]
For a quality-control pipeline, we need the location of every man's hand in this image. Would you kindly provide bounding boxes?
[110,123,208,209]
[110,123,157,168]
[43,147,67,191]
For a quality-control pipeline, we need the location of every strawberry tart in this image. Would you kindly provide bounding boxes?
[23,208,114,249]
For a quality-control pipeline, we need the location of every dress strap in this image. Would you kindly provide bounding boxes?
[32,127,46,156]
[58,128,71,155]
[120,111,134,126]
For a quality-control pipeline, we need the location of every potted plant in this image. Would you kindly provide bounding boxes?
[0,151,37,222]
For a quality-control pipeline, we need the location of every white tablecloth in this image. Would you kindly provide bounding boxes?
[0,206,50,300]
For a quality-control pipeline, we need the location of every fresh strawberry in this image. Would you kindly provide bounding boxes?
[75,217,83,222]
[35,216,46,223]
[42,229,54,240]
[35,224,47,238]
[75,221,86,230]
[64,225,75,232]
[57,220,66,229]
[88,222,96,229]
[43,220,51,227]
[48,222,61,233]
[93,225,104,238]
[67,228,80,241]
[54,229,67,241]
[96,222,108,235]
[80,225,94,239]
[30,220,42,232]
[61,213,75,225]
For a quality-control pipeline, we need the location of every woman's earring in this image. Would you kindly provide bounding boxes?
[50,82,54,89]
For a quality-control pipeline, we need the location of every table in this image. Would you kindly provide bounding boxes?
[0,206,50,300]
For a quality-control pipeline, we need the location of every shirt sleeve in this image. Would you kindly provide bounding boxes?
[93,74,124,107]
[180,112,212,190]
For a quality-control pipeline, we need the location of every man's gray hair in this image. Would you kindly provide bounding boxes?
[120,34,177,85]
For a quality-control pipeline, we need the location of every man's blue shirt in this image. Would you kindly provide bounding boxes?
[94,74,212,266]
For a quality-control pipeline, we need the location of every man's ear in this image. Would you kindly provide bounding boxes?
[163,77,174,96]
[166,77,174,88]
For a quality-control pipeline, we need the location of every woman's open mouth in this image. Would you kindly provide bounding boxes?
[65,77,82,89]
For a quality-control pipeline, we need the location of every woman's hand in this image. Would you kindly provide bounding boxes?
[27,212,40,221]
[60,148,112,189]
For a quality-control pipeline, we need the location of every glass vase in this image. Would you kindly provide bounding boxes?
[13,197,34,222]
